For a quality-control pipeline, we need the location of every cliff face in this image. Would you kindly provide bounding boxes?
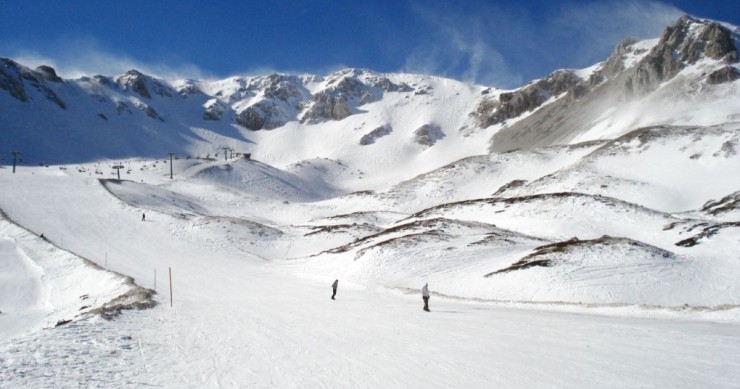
[618,16,737,97]
[484,16,739,152]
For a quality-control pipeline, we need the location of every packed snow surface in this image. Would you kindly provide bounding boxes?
[1,136,738,387]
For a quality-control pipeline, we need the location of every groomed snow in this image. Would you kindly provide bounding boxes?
[1,148,739,387]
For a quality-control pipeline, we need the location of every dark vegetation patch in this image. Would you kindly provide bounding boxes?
[202,216,283,238]
[88,286,157,320]
[406,192,661,221]
[347,190,375,197]
[610,125,696,149]
[324,218,494,255]
[486,237,582,276]
[491,179,528,197]
[486,236,674,276]
[326,211,376,220]
[675,221,740,247]
[304,223,375,237]
[323,210,404,223]
[701,191,740,216]
[355,230,450,259]
[305,224,354,236]
[468,230,547,247]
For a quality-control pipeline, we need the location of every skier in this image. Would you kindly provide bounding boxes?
[142,213,146,221]
[331,279,338,300]
[422,283,430,312]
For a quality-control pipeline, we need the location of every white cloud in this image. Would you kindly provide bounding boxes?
[4,37,209,80]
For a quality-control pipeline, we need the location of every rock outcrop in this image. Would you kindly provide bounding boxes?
[203,99,226,121]
[360,125,392,145]
[706,66,740,84]
[414,124,444,147]
[301,69,403,124]
[473,69,582,128]
[619,16,737,97]
[0,58,66,109]
[35,65,63,83]
[116,70,174,99]
[301,92,353,123]
[235,74,308,130]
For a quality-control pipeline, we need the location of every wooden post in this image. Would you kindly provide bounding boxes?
[169,267,173,307]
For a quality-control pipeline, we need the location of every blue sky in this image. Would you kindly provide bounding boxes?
[1,0,738,88]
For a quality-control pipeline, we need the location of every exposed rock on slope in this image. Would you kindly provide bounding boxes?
[472,69,582,128]
[203,98,227,121]
[619,16,737,97]
[236,74,308,130]
[116,69,174,99]
[706,65,740,84]
[301,69,404,124]
[413,124,444,147]
[700,190,740,217]
[360,125,392,145]
[486,16,739,153]
[0,58,66,109]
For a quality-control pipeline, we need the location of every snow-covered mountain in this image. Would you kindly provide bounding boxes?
[2,12,738,301]
[1,16,740,388]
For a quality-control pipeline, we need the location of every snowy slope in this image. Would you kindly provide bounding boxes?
[504,124,740,213]
[0,209,152,344]
[0,164,738,388]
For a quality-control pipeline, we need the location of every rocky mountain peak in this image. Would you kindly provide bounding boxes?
[35,65,63,83]
[0,58,66,109]
[116,69,174,99]
[617,16,738,98]
[1,58,28,101]
[262,73,307,102]
[601,37,641,79]
[485,16,740,153]
[661,16,737,63]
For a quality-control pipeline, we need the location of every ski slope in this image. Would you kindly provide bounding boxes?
[1,162,739,388]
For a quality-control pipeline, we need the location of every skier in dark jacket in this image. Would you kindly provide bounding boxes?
[422,283,430,311]
[332,279,339,300]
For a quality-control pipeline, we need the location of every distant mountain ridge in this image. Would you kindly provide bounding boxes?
[1,16,738,171]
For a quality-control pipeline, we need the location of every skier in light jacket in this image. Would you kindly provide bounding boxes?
[331,279,339,300]
[422,283,430,312]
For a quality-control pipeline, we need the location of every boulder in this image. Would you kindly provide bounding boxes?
[413,124,444,147]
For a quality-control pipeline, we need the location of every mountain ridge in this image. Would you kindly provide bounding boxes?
[2,16,737,173]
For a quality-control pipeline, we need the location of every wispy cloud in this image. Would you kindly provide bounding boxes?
[402,0,684,88]
[1,1,687,87]
[402,3,524,88]
[3,36,209,80]
[543,1,684,68]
